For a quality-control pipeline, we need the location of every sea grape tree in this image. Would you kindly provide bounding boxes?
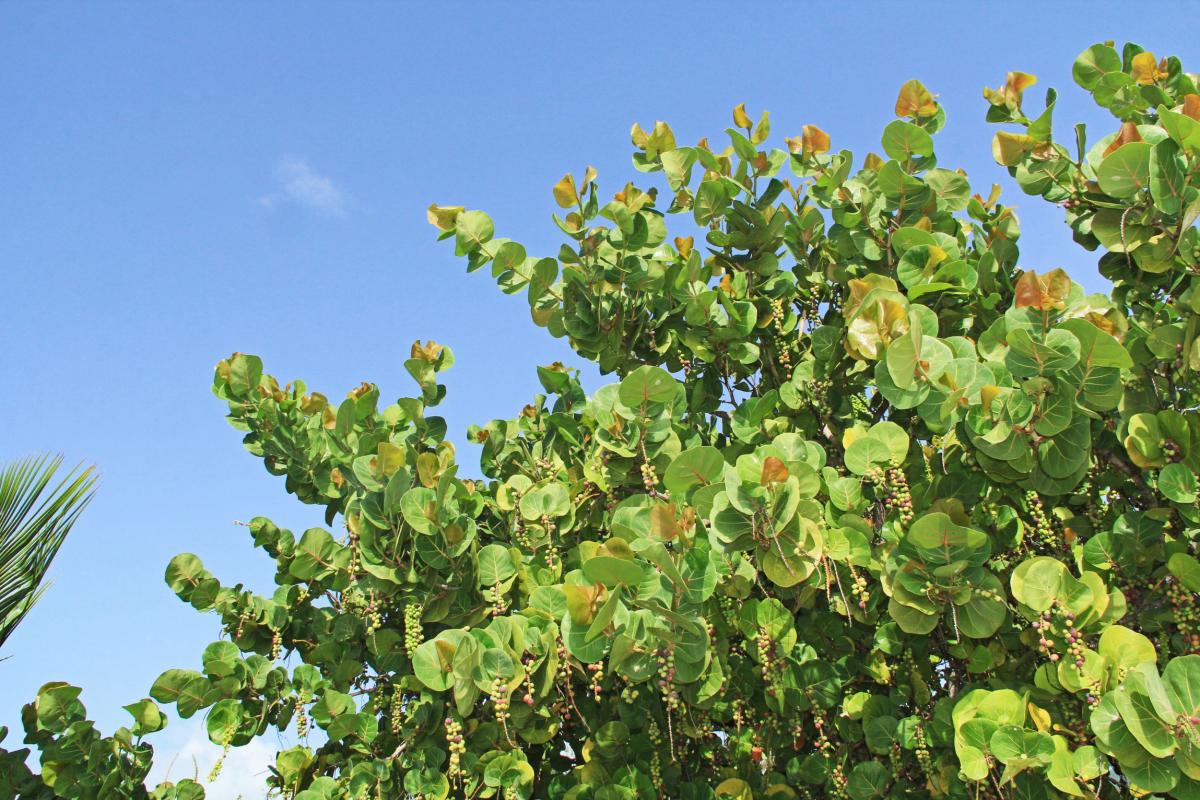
[4,40,1200,800]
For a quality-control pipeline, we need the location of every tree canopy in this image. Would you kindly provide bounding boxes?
[4,40,1200,800]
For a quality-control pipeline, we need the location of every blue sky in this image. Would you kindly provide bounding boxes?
[0,2,1194,794]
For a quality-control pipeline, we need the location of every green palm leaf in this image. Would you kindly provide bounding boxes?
[0,454,96,650]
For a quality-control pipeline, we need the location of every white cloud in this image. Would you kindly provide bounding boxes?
[259,157,347,215]
[148,718,279,800]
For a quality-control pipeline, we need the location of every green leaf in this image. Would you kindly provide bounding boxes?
[1097,142,1152,199]
[881,120,934,161]
[1159,463,1199,504]
[1073,44,1121,90]
[844,437,892,476]
[989,724,1054,766]
[454,210,494,256]
[1098,624,1157,670]
[477,544,516,586]
[847,760,890,799]
[663,447,724,496]
[618,365,680,409]
[1150,139,1188,215]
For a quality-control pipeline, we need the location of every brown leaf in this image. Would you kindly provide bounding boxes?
[1014,269,1071,310]
[649,503,680,541]
[761,456,790,485]
[984,71,1037,111]
[802,124,830,155]
[1182,94,1200,121]
[1103,122,1144,157]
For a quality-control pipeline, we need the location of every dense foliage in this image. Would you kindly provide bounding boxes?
[5,40,1200,800]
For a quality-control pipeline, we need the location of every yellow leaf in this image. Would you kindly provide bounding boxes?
[674,236,694,259]
[426,203,463,231]
[553,173,579,209]
[416,452,440,487]
[714,778,753,800]
[981,385,1003,413]
[842,426,868,450]
[784,136,802,154]
[300,392,328,414]
[434,639,457,671]
[761,456,790,485]
[649,121,677,154]
[895,79,937,118]
[863,152,884,171]
[376,442,406,476]
[630,122,650,149]
[410,339,445,362]
[583,165,598,187]
[1131,51,1165,85]
[991,131,1036,166]
[1028,702,1051,732]
[752,110,770,145]
[801,124,830,155]
[732,103,752,129]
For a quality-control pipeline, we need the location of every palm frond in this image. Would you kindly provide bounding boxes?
[0,454,96,650]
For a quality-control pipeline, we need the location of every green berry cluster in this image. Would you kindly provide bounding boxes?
[770,298,793,370]
[403,602,423,657]
[656,647,680,712]
[639,453,662,498]
[914,722,934,780]
[208,723,234,783]
[234,606,250,640]
[1167,579,1200,654]
[489,580,507,617]
[849,565,870,610]
[364,595,381,635]
[389,685,404,736]
[295,693,309,738]
[867,465,914,525]
[1025,491,1057,550]
[806,378,833,416]
[647,721,664,792]
[755,628,785,699]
